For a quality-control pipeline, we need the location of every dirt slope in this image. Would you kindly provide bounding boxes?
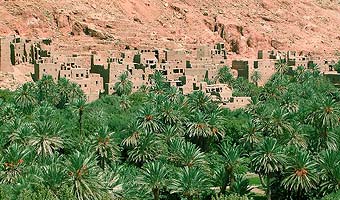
[0,0,340,55]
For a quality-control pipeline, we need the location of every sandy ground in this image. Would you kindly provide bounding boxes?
[0,64,34,90]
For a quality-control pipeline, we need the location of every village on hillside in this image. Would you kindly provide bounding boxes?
[1,35,339,110]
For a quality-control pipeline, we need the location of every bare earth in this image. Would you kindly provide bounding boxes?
[0,0,339,56]
[0,64,34,90]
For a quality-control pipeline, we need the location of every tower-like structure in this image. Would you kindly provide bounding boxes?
[0,37,13,72]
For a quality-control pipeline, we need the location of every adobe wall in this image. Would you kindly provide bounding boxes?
[71,73,103,102]
[223,97,252,110]
[35,63,60,81]
[166,49,186,62]
[248,59,276,86]
[0,37,13,72]
[185,68,207,81]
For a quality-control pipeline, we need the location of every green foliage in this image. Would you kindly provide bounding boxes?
[42,39,52,45]
[322,190,340,200]
[10,43,15,65]
[1,67,340,200]
[114,72,133,96]
[212,194,250,200]
[216,66,235,85]
[333,60,340,73]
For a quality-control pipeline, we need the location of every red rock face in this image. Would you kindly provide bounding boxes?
[0,0,340,56]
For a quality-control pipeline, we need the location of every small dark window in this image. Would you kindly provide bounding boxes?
[254,61,259,69]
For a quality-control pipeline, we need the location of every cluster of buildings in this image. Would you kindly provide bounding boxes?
[0,35,339,109]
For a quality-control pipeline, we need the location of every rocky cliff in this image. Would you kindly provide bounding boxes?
[0,0,340,55]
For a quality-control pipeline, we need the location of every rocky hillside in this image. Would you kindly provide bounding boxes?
[0,0,340,56]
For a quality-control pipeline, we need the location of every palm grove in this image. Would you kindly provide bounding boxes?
[1,61,340,200]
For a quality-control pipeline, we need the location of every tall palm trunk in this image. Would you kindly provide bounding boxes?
[79,107,83,137]
[221,165,231,194]
[297,187,302,200]
[226,166,235,189]
[152,188,160,200]
[266,174,271,200]
[221,168,228,194]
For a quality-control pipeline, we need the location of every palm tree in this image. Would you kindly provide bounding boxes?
[122,122,141,147]
[136,105,162,133]
[114,72,133,96]
[158,100,185,126]
[318,150,340,195]
[308,98,340,130]
[170,166,211,200]
[207,108,225,139]
[219,143,245,194]
[29,121,64,157]
[128,132,161,165]
[240,120,262,151]
[168,139,206,168]
[188,91,212,112]
[15,82,37,113]
[119,95,131,110]
[66,151,105,200]
[40,158,67,197]
[281,98,299,114]
[4,120,32,146]
[139,161,169,200]
[36,75,60,105]
[0,143,30,184]
[251,137,286,200]
[68,82,84,102]
[186,111,212,149]
[309,63,320,77]
[293,65,305,83]
[216,66,234,85]
[275,59,288,77]
[282,150,318,199]
[281,126,308,149]
[32,103,56,122]
[212,194,250,200]
[0,102,17,125]
[70,98,87,137]
[138,84,149,93]
[90,126,120,169]
[102,170,123,199]
[251,70,262,87]
[230,175,252,196]
[150,71,167,93]
[307,98,340,151]
[57,78,71,107]
[265,108,293,138]
[117,165,150,199]
[158,125,184,144]
[164,86,181,102]
[187,111,210,138]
